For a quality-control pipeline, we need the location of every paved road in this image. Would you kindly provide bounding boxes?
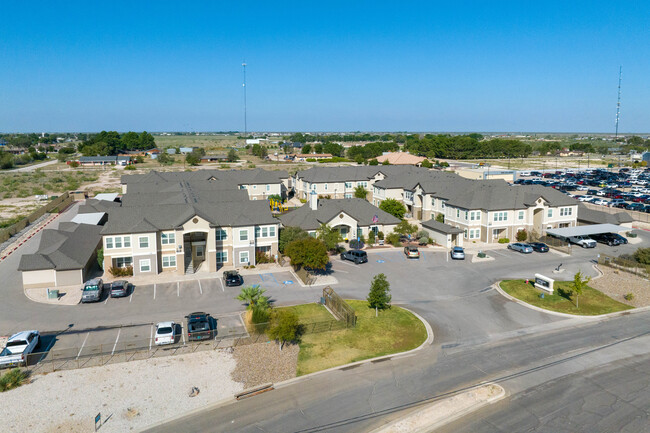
[146,310,650,433]
[9,159,58,172]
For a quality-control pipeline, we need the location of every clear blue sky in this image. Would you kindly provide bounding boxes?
[1,1,648,133]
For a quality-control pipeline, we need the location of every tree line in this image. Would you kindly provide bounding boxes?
[78,131,155,156]
[403,134,532,159]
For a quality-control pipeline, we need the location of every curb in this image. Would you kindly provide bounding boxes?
[494,280,650,320]
[141,304,434,431]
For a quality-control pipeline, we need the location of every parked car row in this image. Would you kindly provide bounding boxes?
[155,312,216,345]
[81,278,133,303]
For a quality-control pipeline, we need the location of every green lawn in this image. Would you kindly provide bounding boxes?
[500,280,633,316]
[280,300,427,376]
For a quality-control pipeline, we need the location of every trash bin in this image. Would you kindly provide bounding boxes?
[47,288,59,299]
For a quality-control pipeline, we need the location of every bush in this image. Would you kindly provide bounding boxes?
[633,248,650,265]
[386,232,401,247]
[498,238,510,244]
[0,369,27,392]
[255,251,273,264]
[124,164,136,170]
[516,229,528,242]
[624,293,635,301]
[435,213,444,223]
[109,266,133,277]
[377,231,384,240]
[69,161,80,168]
[368,231,376,244]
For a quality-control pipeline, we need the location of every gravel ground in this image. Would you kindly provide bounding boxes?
[0,350,242,433]
[231,341,299,388]
[590,265,650,307]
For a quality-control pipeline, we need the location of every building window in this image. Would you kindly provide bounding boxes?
[162,255,176,268]
[216,251,228,263]
[324,184,328,190]
[345,193,352,199]
[464,211,468,220]
[262,227,268,237]
[115,257,132,268]
[240,185,247,189]
[311,184,317,190]
[239,229,248,241]
[255,227,260,238]
[431,197,435,207]
[115,237,122,248]
[239,251,249,264]
[441,201,445,209]
[548,209,553,218]
[106,237,113,249]
[124,236,131,247]
[357,181,367,187]
[140,259,151,272]
[269,226,276,237]
[469,228,480,239]
[560,207,573,217]
[139,236,149,248]
[493,212,507,222]
[518,211,525,220]
[345,182,352,188]
[456,209,460,218]
[266,184,270,191]
[464,229,468,239]
[470,211,480,221]
[215,229,227,241]
[161,232,175,245]
[253,185,257,189]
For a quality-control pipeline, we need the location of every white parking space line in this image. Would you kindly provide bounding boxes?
[129,290,133,303]
[153,284,156,300]
[149,325,153,350]
[491,250,508,257]
[111,329,121,355]
[336,259,359,268]
[177,282,180,297]
[104,296,109,305]
[76,332,89,359]
[182,331,185,345]
[198,280,203,295]
[218,278,225,292]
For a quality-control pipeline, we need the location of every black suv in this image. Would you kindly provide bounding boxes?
[223,270,243,287]
[186,312,215,341]
[340,249,368,264]
[589,233,622,246]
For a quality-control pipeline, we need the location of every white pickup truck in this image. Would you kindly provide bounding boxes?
[0,330,40,368]
[568,235,597,249]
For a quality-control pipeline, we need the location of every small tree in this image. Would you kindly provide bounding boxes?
[367,273,391,316]
[421,159,433,168]
[516,229,528,242]
[227,148,238,162]
[368,158,379,165]
[236,285,270,312]
[285,237,329,270]
[572,271,591,309]
[302,144,312,154]
[267,309,301,351]
[435,213,444,223]
[97,248,104,270]
[633,247,650,265]
[368,230,376,244]
[185,151,201,166]
[354,185,367,199]
[279,226,309,253]
[379,198,406,219]
[157,152,173,165]
[317,223,342,252]
[394,220,418,236]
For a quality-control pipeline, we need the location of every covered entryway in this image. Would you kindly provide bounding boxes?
[421,219,464,249]
[332,224,354,241]
[183,232,207,274]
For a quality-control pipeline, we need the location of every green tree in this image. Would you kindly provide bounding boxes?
[317,223,342,251]
[368,230,376,244]
[157,152,173,165]
[379,198,406,219]
[267,309,301,351]
[313,144,323,154]
[421,159,433,168]
[97,248,104,269]
[139,131,155,149]
[368,158,379,165]
[394,220,418,236]
[367,273,391,315]
[301,144,312,154]
[236,285,270,311]
[185,151,201,166]
[633,247,650,265]
[435,213,444,223]
[354,185,367,199]
[572,271,591,309]
[121,131,140,150]
[227,148,238,162]
[516,229,528,242]
[279,226,309,253]
[285,237,329,270]
[382,159,390,165]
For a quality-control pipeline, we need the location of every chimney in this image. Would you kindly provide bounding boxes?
[309,190,318,210]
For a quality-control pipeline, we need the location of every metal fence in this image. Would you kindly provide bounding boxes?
[323,286,357,327]
[582,202,650,223]
[597,254,649,279]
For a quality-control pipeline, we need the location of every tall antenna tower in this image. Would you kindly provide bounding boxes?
[615,66,622,139]
[242,61,247,137]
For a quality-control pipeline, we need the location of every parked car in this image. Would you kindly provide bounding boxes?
[568,235,597,248]
[528,242,549,252]
[589,233,623,246]
[404,246,420,259]
[626,202,645,211]
[450,246,465,260]
[592,198,608,206]
[0,330,39,368]
[109,280,131,298]
[340,249,368,264]
[186,312,215,341]
[154,321,176,346]
[223,270,243,287]
[81,278,104,303]
[507,242,533,253]
[609,233,628,244]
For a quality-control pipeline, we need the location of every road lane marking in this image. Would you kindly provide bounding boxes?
[177,282,180,297]
[182,330,185,345]
[198,279,203,294]
[76,332,89,359]
[218,278,225,292]
[111,329,121,355]
[104,296,109,305]
[153,284,156,300]
[149,324,154,350]
[129,287,134,303]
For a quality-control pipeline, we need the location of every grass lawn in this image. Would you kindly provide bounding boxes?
[500,279,633,316]
[280,300,427,376]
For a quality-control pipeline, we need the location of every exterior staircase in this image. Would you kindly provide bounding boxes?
[184,245,194,274]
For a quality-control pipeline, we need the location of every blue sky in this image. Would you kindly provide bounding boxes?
[1,1,648,133]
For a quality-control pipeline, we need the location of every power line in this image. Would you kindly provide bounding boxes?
[242,61,247,137]
[615,66,622,139]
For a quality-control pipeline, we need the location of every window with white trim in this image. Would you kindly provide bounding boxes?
[162,255,176,268]
[239,229,248,241]
[469,228,481,239]
[464,211,468,220]
[139,236,149,248]
[106,237,113,249]
[431,197,435,206]
[548,209,553,218]
[215,229,227,241]
[161,232,175,245]
[493,211,507,222]
[464,229,468,239]
[441,201,445,209]
[139,259,151,272]
[311,184,317,190]
[269,226,276,237]
[404,191,413,201]
[216,251,228,263]
[345,182,352,188]
[345,193,352,199]
[239,251,249,264]
[266,184,270,191]
[253,185,257,189]
[560,207,573,216]
[470,211,480,221]
[115,257,132,268]
[357,181,368,187]
[324,184,328,190]
[518,211,525,220]
[456,209,460,218]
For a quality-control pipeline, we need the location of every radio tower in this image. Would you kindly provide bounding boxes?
[242,61,247,137]
[614,66,622,139]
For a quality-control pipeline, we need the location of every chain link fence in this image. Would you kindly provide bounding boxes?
[597,254,649,279]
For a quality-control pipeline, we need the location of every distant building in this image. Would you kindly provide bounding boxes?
[292,153,332,162]
[642,151,650,164]
[200,154,228,162]
[78,156,132,166]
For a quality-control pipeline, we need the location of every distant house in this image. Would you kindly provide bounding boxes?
[78,156,132,166]
[292,153,332,162]
[375,152,426,166]
[200,154,228,163]
[642,151,650,164]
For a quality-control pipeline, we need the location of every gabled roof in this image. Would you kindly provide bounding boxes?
[121,168,289,187]
[577,203,634,225]
[421,219,464,235]
[278,198,400,231]
[18,223,102,271]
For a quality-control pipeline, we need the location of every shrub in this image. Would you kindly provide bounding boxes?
[624,293,635,301]
[109,266,133,277]
[255,251,273,264]
[498,238,510,244]
[516,229,528,242]
[124,164,136,170]
[69,161,80,168]
[435,213,444,223]
[377,231,384,240]
[386,232,401,247]
[368,231,376,244]
[0,368,27,392]
[633,248,650,265]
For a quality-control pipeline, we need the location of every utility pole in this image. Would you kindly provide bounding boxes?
[242,61,247,138]
[615,66,622,140]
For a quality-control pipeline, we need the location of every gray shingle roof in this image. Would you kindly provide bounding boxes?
[278,198,400,231]
[577,203,634,225]
[421,219,465,234]
[122,168,288,186]
[18,222,102,271]
[120,187,248,207]
[294,165,437,184]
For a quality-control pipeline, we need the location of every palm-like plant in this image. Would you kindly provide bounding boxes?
[236,285,269,310]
